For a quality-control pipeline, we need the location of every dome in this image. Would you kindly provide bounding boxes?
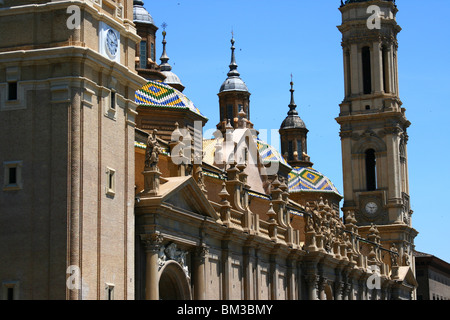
[220,76,249,93]
[135,80,206,119]
[280,115,306,130]
[133,1,155,25]
[288,166,341,196]
[161,70,185,92]
[256,138,289,167]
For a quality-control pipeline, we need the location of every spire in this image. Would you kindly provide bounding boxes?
[219,33,249,93]
[158,24,185,92]
[288,74,298,116]
[160,23,171,72]
[227,34,240,78]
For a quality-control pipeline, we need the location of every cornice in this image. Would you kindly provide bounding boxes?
[0,46,146,89]
[0,0,141,43]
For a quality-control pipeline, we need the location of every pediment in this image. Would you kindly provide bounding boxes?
[159,176,220,221]
[394,266,418,288]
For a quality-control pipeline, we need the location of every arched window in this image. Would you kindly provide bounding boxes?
[362,46,372,94]
[365,149,377,191]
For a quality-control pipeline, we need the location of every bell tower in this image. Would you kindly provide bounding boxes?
[217,35,252,134]
[279,78,313,168]
[336,0,417,268]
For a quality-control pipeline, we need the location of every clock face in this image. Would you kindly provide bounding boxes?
[365,202,378,215]
[106,29,118,58]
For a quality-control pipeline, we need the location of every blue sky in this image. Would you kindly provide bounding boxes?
[144,0,450,263]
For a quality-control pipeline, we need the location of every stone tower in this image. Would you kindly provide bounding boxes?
[133,0,165,81]
[0,0,145,299]
[336,0,418,277]
[279,78,313,168]
[217,36,252,134]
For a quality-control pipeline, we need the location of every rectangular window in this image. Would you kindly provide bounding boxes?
[106,167,115,197]
[105,283,114,300]
[3,161,22,191]
[296,140,302,159]
[2,281,18,300]
[362,47,372,95]
[140,41,147,68]
[226,105,233,122]
[8,82,17,101]
[288,141,294,161]
[8,167,17,185]
[7,288,13,301]
[110,91,116,110]
[151,42,155,62]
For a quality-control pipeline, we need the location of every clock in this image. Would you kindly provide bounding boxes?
[365,202,378,215]
[105,29,118,58]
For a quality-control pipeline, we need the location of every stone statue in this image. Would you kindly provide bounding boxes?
[390,244,399,267]
[145,129,161,170]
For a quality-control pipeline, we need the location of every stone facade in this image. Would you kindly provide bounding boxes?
[0,0,145,300]
[0,0,419,300]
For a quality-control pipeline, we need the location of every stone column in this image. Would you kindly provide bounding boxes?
[335,281,344,300]
[222,239,231,300]
[306,275,319,300]
[140,233,164,300]
[287,257,296,300]
[194,245,209,300]
[243,246,255,300]
[359,279,367,300]
[372,41,383,94]
[270,253,279,300]
[350,44,360,95]
[318,276,327,300]
[344,282,352,300]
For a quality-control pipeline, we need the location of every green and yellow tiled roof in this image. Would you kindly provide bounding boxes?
[256,138,289,166]
[135,80,207,119]
[202,137,289,168]
[134,141,170,155]
[288,166,341,196]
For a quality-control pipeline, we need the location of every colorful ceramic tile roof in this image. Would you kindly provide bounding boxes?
[202,137,289,169]
[134,141,170,155]
[135,80,207,119]
[288,209,304,217]
[288,166,341,196]
[256,138,289,166]
[202,138,222,165]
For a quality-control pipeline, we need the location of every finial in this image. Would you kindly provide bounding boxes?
[160,23,171,72]
[288,74,298,116]
[227,33,240,77]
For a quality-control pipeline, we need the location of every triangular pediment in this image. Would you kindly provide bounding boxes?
[159,176,220,221]
[394,266,418,288]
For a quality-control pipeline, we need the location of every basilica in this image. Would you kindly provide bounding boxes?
[0,0,418,300]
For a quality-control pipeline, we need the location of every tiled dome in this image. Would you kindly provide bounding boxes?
[135,80,206,119]
[288,166,341,196]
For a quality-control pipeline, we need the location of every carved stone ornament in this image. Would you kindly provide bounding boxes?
[158,243,190,278]
[140,233,164,252]
[195,245,209,263]
[390,244,399,267]
[145,129,161,170]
